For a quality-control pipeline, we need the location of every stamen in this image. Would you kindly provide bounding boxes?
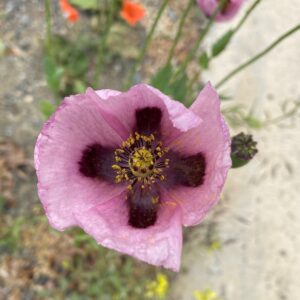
[112,132,169,189]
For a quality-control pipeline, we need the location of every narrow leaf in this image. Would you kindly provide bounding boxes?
[150,64,173,92]
[40,100,56,118]
[212,30,233,57]
[169,72,188,101]
[43,56,64,93]
[245,116,263,129]
[69,0,98,10]
[198,52,210,69]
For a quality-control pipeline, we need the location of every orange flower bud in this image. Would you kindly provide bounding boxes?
[120,0,145,26]
[59,0,80,23]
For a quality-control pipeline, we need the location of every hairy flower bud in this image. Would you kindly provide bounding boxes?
[231,132,258,168]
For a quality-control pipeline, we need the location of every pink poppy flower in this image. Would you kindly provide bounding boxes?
[34,83,231,271]
[197,0,245,22]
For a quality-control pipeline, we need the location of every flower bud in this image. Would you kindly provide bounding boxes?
[231,132,258,168]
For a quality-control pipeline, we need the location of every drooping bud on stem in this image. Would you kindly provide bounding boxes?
[231,132,258,168]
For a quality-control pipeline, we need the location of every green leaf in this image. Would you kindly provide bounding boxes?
[40,100,56,118]
[0,194,5,213]
[74,80,86,93]
[220,94,233,101]
[198,52,210,69]
[245,116,263,129]
[212,30,233,57]
[69,0,98,10]
[150,64,173,92]
[43,56,64,93]
[169,72,188,101]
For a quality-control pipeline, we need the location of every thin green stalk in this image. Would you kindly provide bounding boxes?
[125,0,170,88]
[262,102,300,126]
[216,23,300,88]
[166,0,194,66]
[173,0,228,79]
[187,71,200,93]
[233,0,262,34]
[94,0,115,87]
[186,70,201,104]
[44,0,52,56]
[106,0,115,30]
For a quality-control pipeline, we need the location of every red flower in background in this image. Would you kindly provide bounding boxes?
[59,0,80,23]
[120,0,145,26]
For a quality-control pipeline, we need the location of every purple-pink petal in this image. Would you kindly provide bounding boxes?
[74,193,182,271]
[35,83,231,271]
[197,0,245,22]
[91,84,202,145]
[167,83,231,226]
[34,92,126,230]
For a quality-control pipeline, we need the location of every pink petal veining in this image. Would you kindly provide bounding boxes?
[167,83,231,226]
[91,84,202,145]
[74,193,182,271]
[34,92,126,230]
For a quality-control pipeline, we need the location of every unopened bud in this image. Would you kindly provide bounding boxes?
[231,132,258,168]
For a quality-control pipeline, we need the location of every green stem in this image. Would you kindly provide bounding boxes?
[125,0,169,88]
[173,0,228,79]
[166,0,194,66]
[232,0,262,34]
[187,71,200,92]
[185,70,201,104]
[44,0,52,56]
[262,102,300,126]
[94,0,115,87]
[216,23,300,88]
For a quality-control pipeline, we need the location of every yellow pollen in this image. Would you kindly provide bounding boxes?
[112,132,169,186]
[152,196,159,204]
[129,147,154,177]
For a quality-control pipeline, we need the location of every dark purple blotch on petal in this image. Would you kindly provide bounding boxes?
[163,152,206,188]
[79,144,116,183]
[135,107,162,135]
[127,184,160,228]
[177,153,206,187]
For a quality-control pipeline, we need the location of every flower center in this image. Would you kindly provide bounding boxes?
[112,132,169,189]
[129,147,154,178]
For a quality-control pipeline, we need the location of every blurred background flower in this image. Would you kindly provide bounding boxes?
[59,0,80,23]
[197,0,245,22]
[194,288,219,300]
[120,0,145,26]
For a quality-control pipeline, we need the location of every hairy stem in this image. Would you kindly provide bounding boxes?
[263,102,300,126]
[216,23,300,88]
[233,0,262,34]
